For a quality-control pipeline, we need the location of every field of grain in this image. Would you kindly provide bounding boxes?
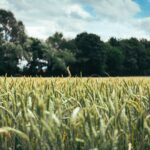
[0,77,150,150]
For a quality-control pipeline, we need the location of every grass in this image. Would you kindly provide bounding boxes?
[0,77,150,150]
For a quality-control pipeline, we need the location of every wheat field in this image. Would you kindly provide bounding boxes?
[0,77,150,150]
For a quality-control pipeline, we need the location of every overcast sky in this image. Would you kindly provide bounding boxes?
[1,0,150,41]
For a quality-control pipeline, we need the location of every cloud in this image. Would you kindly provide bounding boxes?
[0,0,91,39]
[85,20,137,40]
[80,0,140,21]
[0,0,150,41]
[135,17,150,33]
[66,4,91,19]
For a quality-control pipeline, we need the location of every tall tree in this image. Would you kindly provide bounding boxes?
[0,9,26,43]
[24,38,48,76]
[0,9,26,76]
[106,44,124,76]
[43,43,76,76]
[119,38,143,75]
[75,32,106,76]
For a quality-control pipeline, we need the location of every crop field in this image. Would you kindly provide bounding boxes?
[0,77,150,150]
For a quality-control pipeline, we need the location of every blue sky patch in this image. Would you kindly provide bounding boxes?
[83,4,96,17]
[135,0,150,18]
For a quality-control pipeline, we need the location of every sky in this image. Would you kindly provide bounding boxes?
[1,0,150,41]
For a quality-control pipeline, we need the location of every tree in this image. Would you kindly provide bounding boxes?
[0,42,23,75]
[0,9,26,43]
[75,32,106,76]
[119,38,143,75]
[0,9,27,76]
[106,44,124,76]
[59,39,77,53]
[43,45,76,76]
[46,32,64,49]
[139,39,150,75]
[24,38,48,76]
[109,37,120,47]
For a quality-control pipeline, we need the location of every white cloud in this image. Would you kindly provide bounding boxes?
[136,18,150,33]
[0,0,150,41]
[66,4,91,19]
[80,0,140,21]
[87,20,150,40]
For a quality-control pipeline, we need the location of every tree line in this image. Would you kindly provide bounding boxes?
[0,9,150,77]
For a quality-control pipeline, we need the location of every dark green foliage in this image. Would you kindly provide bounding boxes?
[0,42,23,75]
[106,45,124,76]
[75,32,106,76]
[43,48,76,76]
